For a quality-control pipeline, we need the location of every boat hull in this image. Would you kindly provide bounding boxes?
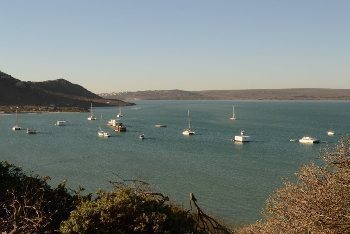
[234,135,250,142]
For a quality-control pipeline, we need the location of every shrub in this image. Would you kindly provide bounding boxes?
[0,162,81,233]
[239,137,350,233]
[60,185,201,233]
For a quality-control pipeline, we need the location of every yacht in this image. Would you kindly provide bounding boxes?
[55,120,67,126]
[116,106,123,118]
[234,130,250,142]
[299,136,320,144]
[98,114,110,137]
[12,108,21,131]
[327,129,335,136]
[26,128,37,134]
[182,110,195,135]
[108,119,117,127]
[87,103,97,120]
[230,105,237,120]
[98,130,110,137]
[114,122,126,132]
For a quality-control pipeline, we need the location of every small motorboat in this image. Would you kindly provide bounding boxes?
[26,128,37,134]
[299,136,320,144]
[234,130,250,142]
[98,130,110,137]
[55,120,67,126]
[139,134,145,140]
[327,130,335,136]
[155,124,167,128]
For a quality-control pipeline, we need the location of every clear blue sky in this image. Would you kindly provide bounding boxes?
[1,0,349,93]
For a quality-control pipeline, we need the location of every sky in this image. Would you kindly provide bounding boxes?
[1,0,349,93]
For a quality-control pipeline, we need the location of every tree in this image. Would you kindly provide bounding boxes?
[0,162,82,233]
[239,137,350,233]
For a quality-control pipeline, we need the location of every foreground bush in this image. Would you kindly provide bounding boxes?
[0,162,81,233]
[60,186,201,233]
[239,137,350,233]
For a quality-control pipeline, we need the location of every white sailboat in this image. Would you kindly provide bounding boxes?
[230,105,236,120]
[182,110,195,135]
[87,103,97,120]
[98,114,110,137]
[116,106,123,118]
[12,108,21,131]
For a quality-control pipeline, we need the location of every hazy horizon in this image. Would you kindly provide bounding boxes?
[1,1,349,93]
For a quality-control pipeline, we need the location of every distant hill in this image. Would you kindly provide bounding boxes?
[100,89,350,101]
[0,71,132,107]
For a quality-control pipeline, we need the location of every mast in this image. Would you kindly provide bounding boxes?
[15,108,18,126]
[99,114,103,131]
[90,103,94,116]
[188,110,191,129]
[233,105,235,118]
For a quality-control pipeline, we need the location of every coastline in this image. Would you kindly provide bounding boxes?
[0,105,88,114]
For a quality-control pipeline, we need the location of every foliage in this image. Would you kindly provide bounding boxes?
[60,185,201,234]
[238,137,350,234]
[0,161,83,233]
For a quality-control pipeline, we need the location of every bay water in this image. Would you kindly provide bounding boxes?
[1,100,349,224]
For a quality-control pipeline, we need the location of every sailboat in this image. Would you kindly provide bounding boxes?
[12,108,21,131]
[117,106,123,118]
[230,105,236,120]
[98,114,110,137]
[87,103,97,120]
[182,110,195,135]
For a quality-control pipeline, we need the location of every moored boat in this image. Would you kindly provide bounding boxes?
[234,130,250,142]
[182,110,195,135]
[26,128,37,134]
[299,136,320,144]
[55,120,67,126]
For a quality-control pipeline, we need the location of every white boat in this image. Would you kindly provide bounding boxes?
[139,134,145,140]
[234,130,250,142]
[182,110,195,135]
[26,128,37,134]
[107,119,117,127]
[299,136,320,144]
[116,106,123,118]
[98,114,110,137]
[87,103,97,120]
[55,120,67,126]
[155,124,167,128]
[12,108,21,131]
[98,130,110,137]
[230,105,237,120]
[327,129,335,136]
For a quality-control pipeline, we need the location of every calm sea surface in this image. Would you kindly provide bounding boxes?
[1,100,350,223]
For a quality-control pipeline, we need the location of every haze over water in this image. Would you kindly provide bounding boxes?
[1,100,349,223]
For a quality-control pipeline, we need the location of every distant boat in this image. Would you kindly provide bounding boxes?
[139,134,145,140]
[55,120,67,126]
[87,103,97,121]
[155,124,167,128]
[182,110,195,135]
[12,108,21,131]
[116,106,123,118]
[114,122,126,132]
[234,130,250,142]
[299,136,320,144]
[230,105,237,120]
[327,129,335,136]
[98,114,110,137]
[26,128,37,134]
